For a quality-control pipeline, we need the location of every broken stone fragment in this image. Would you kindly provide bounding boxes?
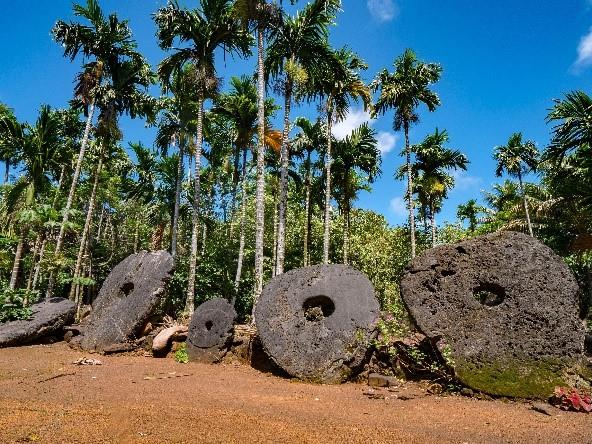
[0,297,76,348]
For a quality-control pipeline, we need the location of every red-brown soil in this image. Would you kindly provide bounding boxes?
[0,343,590,443]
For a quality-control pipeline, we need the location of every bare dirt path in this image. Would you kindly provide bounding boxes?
[0,343,590,444]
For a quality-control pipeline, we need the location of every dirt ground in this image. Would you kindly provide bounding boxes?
[0,343,590,444]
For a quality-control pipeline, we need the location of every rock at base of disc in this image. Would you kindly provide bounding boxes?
[187,298,236,363]
[255,264,380,383]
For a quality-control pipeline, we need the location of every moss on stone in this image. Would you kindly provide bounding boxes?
[454,357,573,399]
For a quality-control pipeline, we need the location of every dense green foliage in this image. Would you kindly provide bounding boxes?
[0,0,590,333]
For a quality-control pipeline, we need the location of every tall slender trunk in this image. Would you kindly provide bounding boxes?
[276,78,293,276]
[32,237,47,291]
[4,160,9,184]
[26,235,42,294]
[272,185,278,279]
[133,219,140,253]
[234,149,248,298]
[404,121,416,258]
[303,150,311,267]
[171,139,184,260]
[185,93,204,317]
[47,101,96,298]
[69,152,103,301]
[53,165,66,208]
[9,232,26,290]
[254,24,267,307]
[430,201,436,248]
[76,236,92,319]
[96,207,105,242]
[342,172,351,265]
[323,106,333,264]
[518,170,533,237]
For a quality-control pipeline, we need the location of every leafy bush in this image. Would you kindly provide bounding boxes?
[0,288,38,323]
[174,342,189,364]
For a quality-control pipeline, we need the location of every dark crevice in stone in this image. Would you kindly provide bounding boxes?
[473,282,506,307]
[303,295,335,321]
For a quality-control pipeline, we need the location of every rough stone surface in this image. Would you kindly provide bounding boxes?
[0,298,75,347]
[79,250,173,352]
[255,264,380,383]
[187,298,236,363]
[400,231,586,398]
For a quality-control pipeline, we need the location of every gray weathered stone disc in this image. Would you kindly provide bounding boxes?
[255,264,380,383]
[79,250,173,352]
[400,231,586,398]
[0,298,76,347]
[187,298,236,363]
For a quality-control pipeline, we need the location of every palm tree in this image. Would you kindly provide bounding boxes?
[0,103,18,184]
[546,91,592,162]
[266,0,341,275]
[69,54,155,302]
[332,123,381,263]
[154,0,252,316]
[292,117,325,266]
[156,66,200,261]
[494,133,538,237]
[371,49,442,258]
[51,0,138,282]
[401,129,468,246]
[213,76,279,295]
[233,0,283,304]
[1,106,65,290]
[310,47,372,264]
[457,199,485,234]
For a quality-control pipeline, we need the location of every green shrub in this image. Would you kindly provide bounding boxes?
[174,342,189,364]
[0,288,38,323]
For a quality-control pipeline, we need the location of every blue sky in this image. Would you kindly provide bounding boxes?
[0,0,591,226]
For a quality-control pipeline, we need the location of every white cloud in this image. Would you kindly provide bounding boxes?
[332,108,398,156]
[332,109,372,140]
[389,197,407,219]
[451,170,483,192]
[367,0,398,23]
[377,131,398,154]
[575,27,592,69]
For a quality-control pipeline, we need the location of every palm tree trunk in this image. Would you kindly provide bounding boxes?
[185,93,205,317]
[9,232,26,291]
[47,100,96,298]
[272,186,278,279]
[518,171,534,237]
[323,106,333,264]
[303,151,311,267]
[171,139,184,260]
[234,149,248,297]
[342,171,350,265]
[69,152,103,301]
[4,160,9,184]
[404,121,416,258]
[276,79,293,276]
[32,236,46,291]
[430,201,436,248]
[26,234,42,293]
[133,219,140,253]
[254,23,266,305]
